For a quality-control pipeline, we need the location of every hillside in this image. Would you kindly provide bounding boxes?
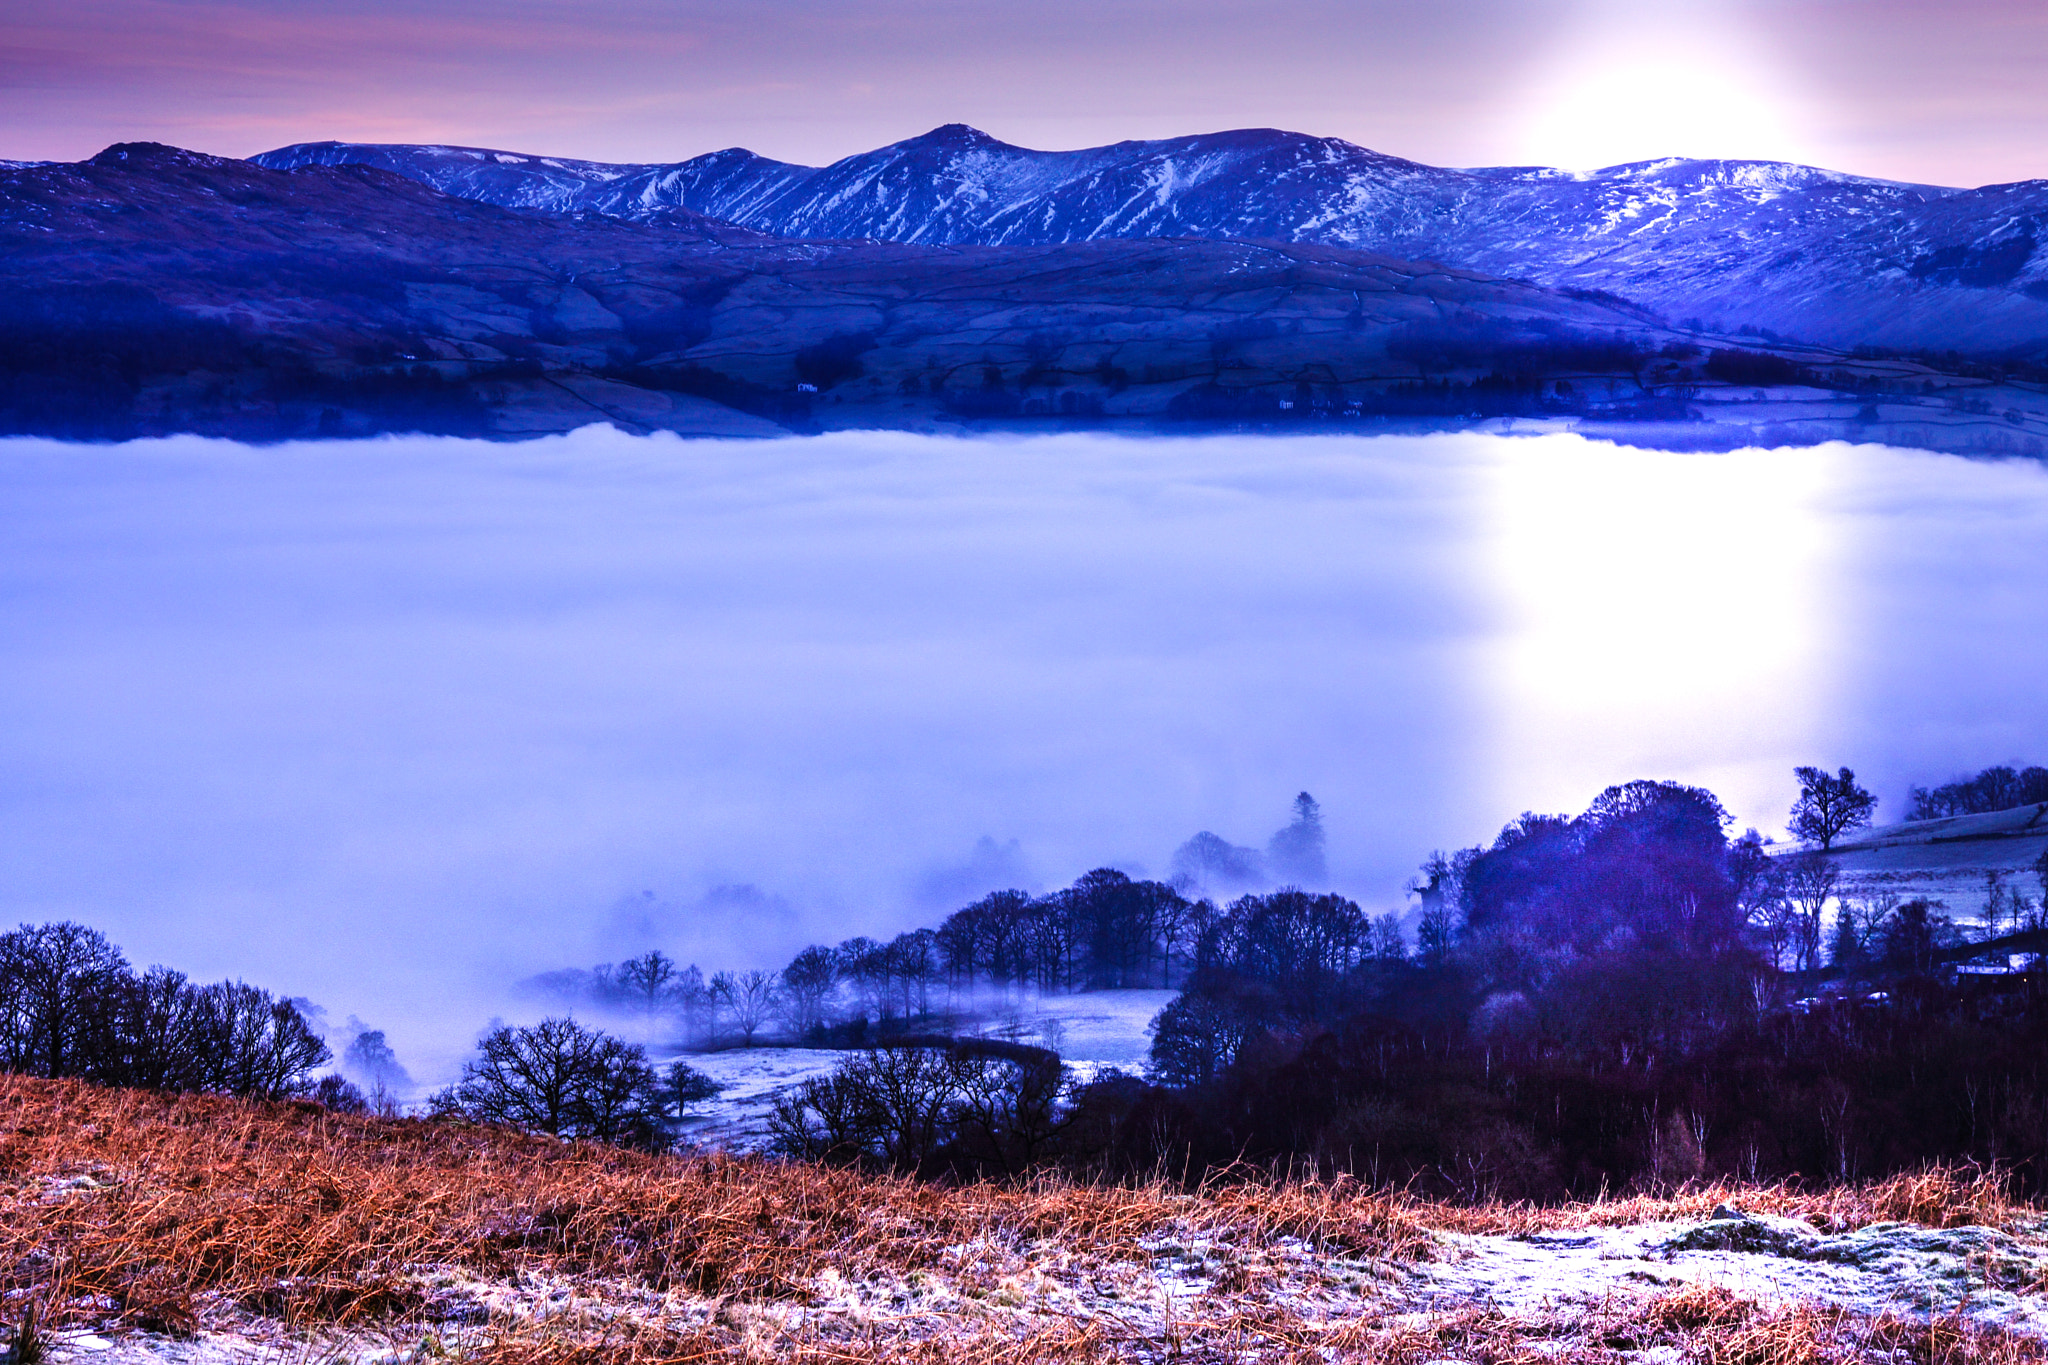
[6,143,2047,452]
[256,124,2048,354]
[1815,804,2048,927]
[5,1076,2048,1364]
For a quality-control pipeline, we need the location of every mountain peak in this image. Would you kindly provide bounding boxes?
[89,142,238,171]
[903,123,1004,150]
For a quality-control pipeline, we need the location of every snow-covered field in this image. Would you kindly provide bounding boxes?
[1425,1208,2048,1335]
[664,988,1175,1152]
[1787,803,2048,929]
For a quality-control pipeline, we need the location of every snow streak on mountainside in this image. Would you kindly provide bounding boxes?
[255,126,2048,351]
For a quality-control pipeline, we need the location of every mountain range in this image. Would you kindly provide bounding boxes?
[257,125,2048,353]
[2,130,2045,450]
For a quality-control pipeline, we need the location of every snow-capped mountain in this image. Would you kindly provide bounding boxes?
[257,126,2048,352]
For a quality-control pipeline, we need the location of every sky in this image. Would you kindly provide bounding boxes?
[6,429,2048,1080]
[4,0,2046,186]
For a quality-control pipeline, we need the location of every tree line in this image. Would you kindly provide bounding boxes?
[1909,763,2048,820]
[0,922,330,1100]
[524,794,1332,1044]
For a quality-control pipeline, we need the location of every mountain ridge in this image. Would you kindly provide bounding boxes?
[252,124,2048,353]
[5,139,2047,453]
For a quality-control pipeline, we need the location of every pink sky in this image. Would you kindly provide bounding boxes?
[4,0,2045,186]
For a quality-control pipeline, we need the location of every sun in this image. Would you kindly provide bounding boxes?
[1507,7,1818,171]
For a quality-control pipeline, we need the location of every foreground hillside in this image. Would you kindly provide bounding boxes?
[5,144,2047,455]
[5,1077,2048,1363]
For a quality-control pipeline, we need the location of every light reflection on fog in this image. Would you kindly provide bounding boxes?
[2,428,2044,1076]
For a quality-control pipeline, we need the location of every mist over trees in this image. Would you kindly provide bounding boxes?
[22,758,2048,1198]
[521,795,1347,1043]
[1081,767,2048,1199]
[1909,763,2048,819]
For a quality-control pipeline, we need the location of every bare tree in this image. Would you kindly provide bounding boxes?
[433,1016,661,1145]
[1790,766,1878,850]
[617,950,677,1020]
[1782,851,1842,971]
[779,945,840,1034]
[671,964,709,1041]
[0,922,130,1078]
[711,969,776,1044]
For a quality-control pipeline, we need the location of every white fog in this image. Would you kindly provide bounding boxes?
[4,428,2045,1079]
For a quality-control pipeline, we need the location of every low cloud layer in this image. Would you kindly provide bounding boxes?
[2,428,2042,1078]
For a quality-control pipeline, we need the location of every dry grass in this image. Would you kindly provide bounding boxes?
[1,1075,2044,1364]
[446,1286,2048,1365]
[0,1077,1427,1336]
[1419,1163,2033,1238]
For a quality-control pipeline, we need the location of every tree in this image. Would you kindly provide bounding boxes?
[766,1040,1068,1175]
[1169,832,1265,897]
[433,1017,662,1146]
[711,969,776,1044]
[1827,900,1868,970]
[1874,899,1958,973]
[1147,992,1254,1088]
[344,1028,412,1093]
[1369,913,1406,962]
[1790,766,1877,850]
[617,950,677,1019]
[0,922,130,1078]
[660,1060,722,1121]
[1781,851,1841,972]
[1266,792,1328,885]
[672,964,709,1040]
[779,945,840,1034]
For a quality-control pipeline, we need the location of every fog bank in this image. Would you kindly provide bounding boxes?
[2,429,2043,1078]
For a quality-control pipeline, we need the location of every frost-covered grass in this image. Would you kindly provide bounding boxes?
[10,1075,2048,1363]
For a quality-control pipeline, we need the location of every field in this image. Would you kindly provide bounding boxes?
[1807,805,2048,928]
[667,991,1177,1151]
[6,1076,2048,1364]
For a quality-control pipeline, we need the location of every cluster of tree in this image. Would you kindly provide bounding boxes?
[1083,973,2048,1201]
[526,795,1331,1043]
[1908,763,2048,820]
[1060,771,2048,1199]
[1703,348,1817,388]
[520,955,785,1044]
[1150,781,1765,1089]
[1385,320,1649,377]
[0,922,329,1099]
[765,1036,1070,1177]
[429,1016,719,1149]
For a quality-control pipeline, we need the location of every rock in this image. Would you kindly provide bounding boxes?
[1662,1209,1825,1259]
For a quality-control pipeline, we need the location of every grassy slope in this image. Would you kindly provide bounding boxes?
[1800,805,2048,926]
[4,1076,2047,1362]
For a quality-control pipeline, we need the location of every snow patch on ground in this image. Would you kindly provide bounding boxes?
[660,989,1174,1152]
[1423,1208,2048,1335]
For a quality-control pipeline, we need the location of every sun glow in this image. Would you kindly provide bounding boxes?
[1507,5,1818,170]
[1485,438,1839,825]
